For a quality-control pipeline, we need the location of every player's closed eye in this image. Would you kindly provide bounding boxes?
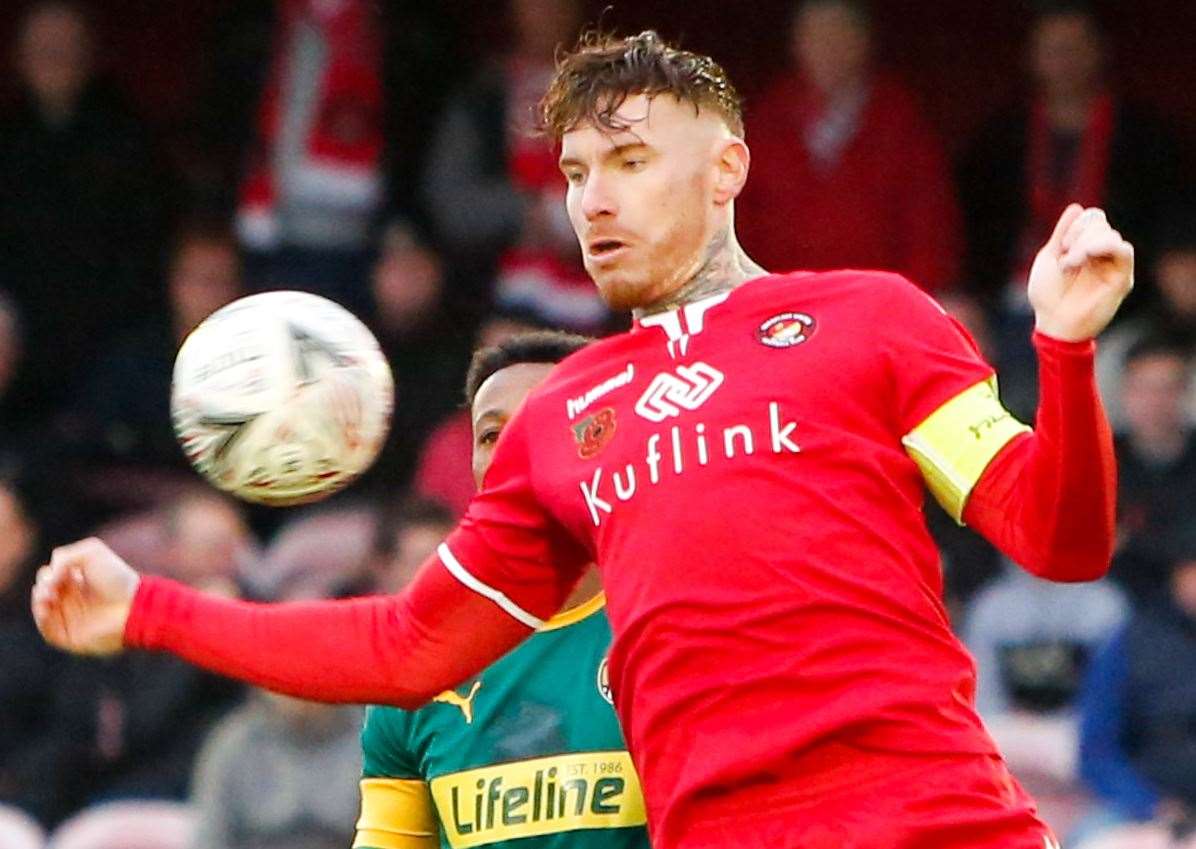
[622,159,646,171]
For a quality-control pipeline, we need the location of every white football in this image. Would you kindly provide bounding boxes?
[171,291,393,506]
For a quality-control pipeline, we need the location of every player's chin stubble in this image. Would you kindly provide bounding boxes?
[591,267,643,312]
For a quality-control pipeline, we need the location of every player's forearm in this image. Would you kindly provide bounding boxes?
[124,559,532,706]
[964,331,1115,581]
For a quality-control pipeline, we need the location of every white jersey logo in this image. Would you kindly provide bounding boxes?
[638,291,730,359]
[567,364,635,420]
[634,362,724,422]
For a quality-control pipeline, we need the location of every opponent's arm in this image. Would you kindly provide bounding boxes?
[354,706,439,849]
[354,777,439,849]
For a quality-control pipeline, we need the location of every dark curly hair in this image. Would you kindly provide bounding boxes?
[464,330,591,407]
[538,29,743,141]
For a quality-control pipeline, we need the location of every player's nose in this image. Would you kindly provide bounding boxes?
[580,172,617,221]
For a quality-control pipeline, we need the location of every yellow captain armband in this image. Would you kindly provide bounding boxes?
[901,377,1031,523]
[354,778,440,849]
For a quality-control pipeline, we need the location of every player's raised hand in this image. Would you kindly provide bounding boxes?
[1029,203,1135,342]
[31,537,140,656]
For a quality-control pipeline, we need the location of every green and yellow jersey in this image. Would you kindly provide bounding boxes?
[353,594,649,849]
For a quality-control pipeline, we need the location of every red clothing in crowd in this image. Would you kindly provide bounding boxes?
[413,410,474,517]
[738,75,961,292]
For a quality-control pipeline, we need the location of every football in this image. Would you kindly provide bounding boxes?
[171,291,393,506]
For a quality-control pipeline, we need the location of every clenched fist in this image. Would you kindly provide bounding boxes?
[1029,203,1135,342]
[31,537,140,656]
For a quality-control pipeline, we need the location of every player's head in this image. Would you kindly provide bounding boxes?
[466,330,590,487]
[541,31,748,311]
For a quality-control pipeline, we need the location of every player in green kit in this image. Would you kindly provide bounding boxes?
[354,331,650,849]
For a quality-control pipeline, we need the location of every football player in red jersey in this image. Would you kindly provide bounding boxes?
[35,31,1128,849]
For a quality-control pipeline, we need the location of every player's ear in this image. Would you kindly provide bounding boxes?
[712,137,749,205]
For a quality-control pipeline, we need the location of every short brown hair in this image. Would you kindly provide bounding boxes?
[539,30,743,141]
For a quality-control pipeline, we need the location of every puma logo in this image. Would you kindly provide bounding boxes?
[433,681,482,724]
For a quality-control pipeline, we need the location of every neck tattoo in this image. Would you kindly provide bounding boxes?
[635,228,767,318]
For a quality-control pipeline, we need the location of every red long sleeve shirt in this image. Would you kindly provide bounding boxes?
[127,273,1112,848]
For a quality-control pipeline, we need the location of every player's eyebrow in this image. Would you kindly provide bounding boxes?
[472,409,506,428]
[559,142,651,170]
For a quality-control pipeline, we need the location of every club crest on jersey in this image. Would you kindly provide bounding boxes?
[757,312,815,348]
[597,657,613,704]
[572,408,617,459]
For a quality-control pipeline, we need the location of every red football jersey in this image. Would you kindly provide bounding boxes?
[440,271,1052,848]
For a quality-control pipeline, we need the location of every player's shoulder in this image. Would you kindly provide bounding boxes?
[362,703,412,748]
[539,597,613,641]
[520,330,638,410]
[361,703,423,778]
[744,269,939,311]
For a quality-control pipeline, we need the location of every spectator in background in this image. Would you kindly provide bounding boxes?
[195,2,460,241]
[360,222,473,491]
[965,562,1128,719]
[961,552,1128,837]
[236,0,384,316]
[189,559,363,849]
[0,472,64,827]
[423,0,607,325]
[189,692,361,849]
[1098,214,1196,428]
[736,0,961,291]
[0,292,23,431]
[368,496,455,593]
[959,1,1183,418]
[247,501,377,602]
[62,223,243,475]
[159,492,255,598]
[0,0,170,429]
[1109,337,1196,602]
[41,492,249,823]
[1078,524,1196,843]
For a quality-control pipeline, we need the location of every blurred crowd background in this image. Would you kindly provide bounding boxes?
[0,0,1194,848]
